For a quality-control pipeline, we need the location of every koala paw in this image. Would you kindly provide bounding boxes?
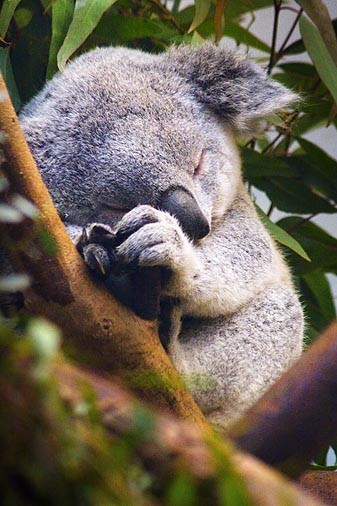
[114,205,197,275]
[77,223,116,279]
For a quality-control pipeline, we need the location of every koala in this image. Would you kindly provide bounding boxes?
[19,43,304,429]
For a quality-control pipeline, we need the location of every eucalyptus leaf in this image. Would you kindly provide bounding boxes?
[302,271,336,322]
[0,47,21,110]
[252,177,336,214]
[47,0,75,79]
[277,217,337,275]
[89,14,178,47]
[0,0,22,38]
[255,205,310,261]
[242,148,297,178]
[296,137,337,187]
[11,1,51,103]
[300,15,337,105]
[188,0,211,33]
[57,0,118,72]
[296,0,337,66]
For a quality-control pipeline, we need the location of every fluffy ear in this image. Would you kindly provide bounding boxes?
[165,43,297,135]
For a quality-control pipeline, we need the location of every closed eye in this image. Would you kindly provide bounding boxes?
[193,150,205,179]
[98,198,132,213]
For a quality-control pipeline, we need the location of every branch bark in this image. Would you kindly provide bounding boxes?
[229,321,337,477]
[299,470,337,505]
[53,357,324,506]
[0,75,207,427]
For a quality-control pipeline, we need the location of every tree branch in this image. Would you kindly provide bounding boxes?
[0,74,207,427]
[53,357,324,506]
[229,321,337,477]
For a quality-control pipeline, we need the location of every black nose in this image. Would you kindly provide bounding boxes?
[158,187,210,241]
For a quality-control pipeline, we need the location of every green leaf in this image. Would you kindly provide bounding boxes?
[242,148,296,178]
[88,14,178,47]
[11,1,51,103]
[57,0,118,72]
[252,177,336,214]
[188,0,211,33]
[285,155,337,204]
[299,271,336,342]
[225,0,274,20]
[277,217,337,275]
[296,137,337,188]
[255,205,311,261]
[0,0,22,38]
[283,38,305,56]
[284,18,337,56]
[223,22,270,52]
[166,473,197,506]
[300,15,337,105]
[296,0,337,67]
[0,47,21,110]
[47,0,75,79]
[302,271,336,322]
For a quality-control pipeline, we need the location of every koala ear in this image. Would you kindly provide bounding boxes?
[165,43,297,135]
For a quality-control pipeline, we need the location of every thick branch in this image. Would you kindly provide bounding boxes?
[299,471,337,505]
[229,321,337,477]
[54,357,324,506]
[0,75,207,427]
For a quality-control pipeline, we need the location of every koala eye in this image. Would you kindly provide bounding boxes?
[192,150,205,179]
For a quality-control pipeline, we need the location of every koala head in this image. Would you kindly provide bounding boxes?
[20,44,296,240]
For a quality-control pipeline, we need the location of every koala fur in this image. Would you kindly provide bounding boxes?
[19,43,304,428]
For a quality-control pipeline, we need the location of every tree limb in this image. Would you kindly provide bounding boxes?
[229,321,337,477]
[53,356,324,506]
[299,470,337,505]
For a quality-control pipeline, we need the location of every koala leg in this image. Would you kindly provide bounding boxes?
[169,285,303,429]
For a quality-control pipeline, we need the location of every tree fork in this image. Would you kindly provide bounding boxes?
[0,74,207,427]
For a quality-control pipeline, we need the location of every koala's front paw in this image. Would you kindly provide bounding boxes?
[77,223,116,279]
[114,205,197,276]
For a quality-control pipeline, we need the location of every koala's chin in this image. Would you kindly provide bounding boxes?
[19,43,303,429]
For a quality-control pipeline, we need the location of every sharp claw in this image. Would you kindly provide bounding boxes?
[94,253,106,276]
[82,226,88,242]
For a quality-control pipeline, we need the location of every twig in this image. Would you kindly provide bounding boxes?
[268,0,282,74]
[276,8,303,63]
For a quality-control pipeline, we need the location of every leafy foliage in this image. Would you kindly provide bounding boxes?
[0,0,337,479]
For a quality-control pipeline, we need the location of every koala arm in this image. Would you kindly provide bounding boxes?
[163,188,292,318]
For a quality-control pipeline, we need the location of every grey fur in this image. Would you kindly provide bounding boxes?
[20,44,303,428]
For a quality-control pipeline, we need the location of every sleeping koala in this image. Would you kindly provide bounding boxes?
[20,43,304,428]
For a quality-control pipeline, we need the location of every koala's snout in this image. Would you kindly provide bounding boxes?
[158,187,210,241]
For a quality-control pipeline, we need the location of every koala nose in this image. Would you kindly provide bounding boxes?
[158,187,210,241]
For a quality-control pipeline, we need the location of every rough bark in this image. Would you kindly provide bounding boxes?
[229,321,337,477]
[299,471,337,505]
[54,358,325,506]
[0,74,207,427]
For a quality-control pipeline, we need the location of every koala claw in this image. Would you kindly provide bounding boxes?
[77,223,117,279]
[82,243,111,279]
